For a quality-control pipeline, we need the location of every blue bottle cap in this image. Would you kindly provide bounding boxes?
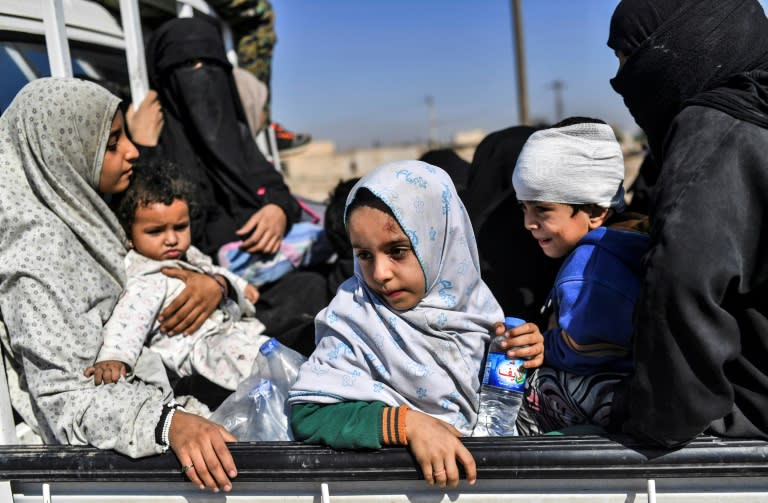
[504,316,525,329]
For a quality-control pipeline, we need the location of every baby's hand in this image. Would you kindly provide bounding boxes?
[244,283,260,304]
[493,321,544,368]
[406,409,476,488]
[84,360,128,385]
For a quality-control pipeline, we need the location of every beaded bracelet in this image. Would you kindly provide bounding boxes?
[155,402,185,452]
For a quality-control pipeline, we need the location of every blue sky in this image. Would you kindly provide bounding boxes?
[269,0,635,150]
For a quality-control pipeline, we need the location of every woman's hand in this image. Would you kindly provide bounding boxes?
[406,409,477,488]
[158,269,222,335]
[494,321,545,368]
[125,89,164,147]
[169,410,237,492]
[235,204,287,255]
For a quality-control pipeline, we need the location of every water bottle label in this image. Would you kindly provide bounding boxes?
[259,337,278,355]
[248,379,273,401]
[482,351,526,393]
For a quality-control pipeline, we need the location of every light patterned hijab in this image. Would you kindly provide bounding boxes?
[0,79,179,455]
[0,78,128,401]
[289,160,503,435]
[0,78,127,288]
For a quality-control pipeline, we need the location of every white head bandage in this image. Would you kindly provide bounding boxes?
[512,122,625,210]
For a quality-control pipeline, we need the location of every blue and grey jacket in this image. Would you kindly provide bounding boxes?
[543,227,649,375]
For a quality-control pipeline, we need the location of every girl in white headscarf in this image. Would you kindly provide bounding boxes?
[0,78,238,493]
[289,161,544,488]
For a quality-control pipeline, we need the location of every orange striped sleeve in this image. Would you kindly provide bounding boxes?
[381,405,410,445]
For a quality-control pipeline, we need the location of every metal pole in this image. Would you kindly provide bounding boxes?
[511,0,529,125]
[425,95,437,148]
[0,324,19,445]
[119,0,149,106]
[176,3,194,17]
[42,0,73,78]
[0,358,18,445]
[551,80,565,122]
[221,24,239,67]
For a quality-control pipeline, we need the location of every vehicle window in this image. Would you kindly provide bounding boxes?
[0,39,129,112]
[0,43,35,112]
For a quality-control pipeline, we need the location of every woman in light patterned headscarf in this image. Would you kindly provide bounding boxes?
[289,160,544,488]
[0,78,237,493]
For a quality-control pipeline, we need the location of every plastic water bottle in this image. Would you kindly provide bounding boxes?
[251,337,307,384]
[474,316,527,437]
[210,338,308,441]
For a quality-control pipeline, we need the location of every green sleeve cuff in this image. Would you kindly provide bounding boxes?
[291,401,387,450]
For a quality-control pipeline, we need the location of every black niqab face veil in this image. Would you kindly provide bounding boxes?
[607,0,768,161]
[147,17,258,206]
[168,64,233,144]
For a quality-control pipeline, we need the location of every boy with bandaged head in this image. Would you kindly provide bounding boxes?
[512,117,649,435]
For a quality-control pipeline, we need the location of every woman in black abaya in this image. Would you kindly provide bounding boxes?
[607,0,768,447]
[137,17,327,361]
[145,16,299,257]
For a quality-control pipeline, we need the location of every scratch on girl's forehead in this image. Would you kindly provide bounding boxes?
[383,214,400,233]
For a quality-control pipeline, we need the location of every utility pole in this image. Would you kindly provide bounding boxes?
[511,0,529,125]
[425,95,437,148]
[550,80,565,122]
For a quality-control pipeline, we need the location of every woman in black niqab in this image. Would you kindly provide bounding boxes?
[145,17,300,257]
[606,0,768,448]
[143,17,326,363]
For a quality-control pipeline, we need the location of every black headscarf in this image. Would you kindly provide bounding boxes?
[463,125,538,229]
[146,17,300,255]
[463,126,561,326]
[418,148,471,193]
[608,0,768,161]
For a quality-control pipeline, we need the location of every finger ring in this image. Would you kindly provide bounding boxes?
[181,464,194,475]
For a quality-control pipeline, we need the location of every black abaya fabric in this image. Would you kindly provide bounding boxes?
[463,126,561,326]
[418,148,471,193]
[687,71,768,129]
[145,17,300,256]
[464,126,538,228]
[624,151,658,215]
